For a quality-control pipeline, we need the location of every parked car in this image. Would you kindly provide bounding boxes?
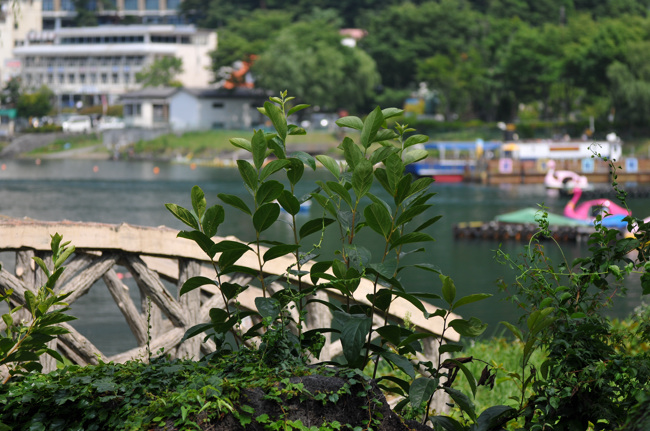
[98,116,126,131]
[62,115,92,133]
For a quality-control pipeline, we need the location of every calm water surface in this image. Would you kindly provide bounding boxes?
[0,159,647,355]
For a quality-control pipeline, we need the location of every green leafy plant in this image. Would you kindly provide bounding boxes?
[496,159,650,430]
[166,92,505,429]
[0,233,77,383]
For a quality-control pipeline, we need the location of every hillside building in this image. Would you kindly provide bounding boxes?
[14,24,217,108]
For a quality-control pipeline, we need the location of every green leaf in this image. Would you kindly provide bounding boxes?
[264,101,287,140]
[390,232,435,249]
[381,350,415,379]
[256,180,284,206]
[351,159,373,200]
[438,344,464,354]
[229,137,251,152]
[500,321,523,342]
[381,107,403,119]
[289,151,317,170]
[287,104,309,116]
[277,190,301,215]
[218,193,252,215]
[37,312,77,326]
[315,155,340,179]
[202,205,225,238]
[452,293,492,311]
[395,204,432,227]
[327,181,353,208]
[414,215,442,232]
[429,416,465,431]
[260,159,291,181]
[444,387,477,422]
[439,274,456,305]
[178,231,215,257]
[299,217,335,239]
[180,276,218,296]
[337,312,372,367]
[165,203,199,231]
[250,129,267,169]
[449,317,488,338]
[409,377,437,408]
[385,153,404,193]
[211,240,253,254]
[335,116,364,130]
[286,158,305,185]
[404,134,429,149]
[360,106,384,149]
[263,244,299,262]
[253,203,280,232]
[341,137,364,170]
[402,149,429,165]
[191,185,207,222]
[364,203,393,239]
[237,159,258,192]
[255,297,282,320]
[54,244,75,269]
[476,406,518,431]
[373,129,399,143]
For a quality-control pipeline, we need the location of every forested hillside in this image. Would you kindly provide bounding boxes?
[179,0,650,134]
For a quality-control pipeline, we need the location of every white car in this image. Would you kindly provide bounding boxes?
[98,116,126,131]
[62,115,92,133]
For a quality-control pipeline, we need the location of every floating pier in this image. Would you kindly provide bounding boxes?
[453,221,595,242]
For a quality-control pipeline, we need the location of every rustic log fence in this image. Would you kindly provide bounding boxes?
[0,217,460,374]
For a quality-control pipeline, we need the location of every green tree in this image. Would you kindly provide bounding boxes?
[252,20,380,112]
[358,1,484,92]
[607,40,650,127]
[210,9,293,74]
[72,0,98,26]
[16,86,54,119]
[1,77,21,108]
[136,57,184,87]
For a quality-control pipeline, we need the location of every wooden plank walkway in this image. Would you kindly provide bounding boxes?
[0,217,460,373]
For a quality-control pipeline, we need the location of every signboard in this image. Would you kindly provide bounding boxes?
[581,158,594,173]
[625,158,638,173]
[499,158,513,174]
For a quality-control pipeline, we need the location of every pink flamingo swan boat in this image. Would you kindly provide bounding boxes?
[545,160,589,191]
[564,187,630,228]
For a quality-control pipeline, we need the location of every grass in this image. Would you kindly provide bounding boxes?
[27,134,105,156]
[129,129,349,160]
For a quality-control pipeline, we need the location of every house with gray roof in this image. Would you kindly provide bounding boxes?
[119,86,270,131]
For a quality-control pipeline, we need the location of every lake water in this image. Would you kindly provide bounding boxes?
[0,158,647,355]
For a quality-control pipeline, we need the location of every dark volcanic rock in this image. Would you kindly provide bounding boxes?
[169,373,433,430]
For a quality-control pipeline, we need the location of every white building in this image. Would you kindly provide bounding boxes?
[0,0,43,88]
[13,24,217,108]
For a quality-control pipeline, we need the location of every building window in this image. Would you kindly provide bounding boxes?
[42,0,54,11]
[47,74,53,84]
[79,73,86,84]
[61,0,75,11]
[68,73,75,83]
[90,73,97,84]
[166,0,180,9]
[101,73,108,83]
[145,0,159,10]
[124,104,132,116]
[86,0,97,10]
[135,104,141,116]
[124,73,130,84]
[112,73,119,83]
[124,0,137,10]
[58,74,64,84]
[212,102,224,109]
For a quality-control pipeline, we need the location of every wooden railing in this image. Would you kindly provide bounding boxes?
[0,217,460,373]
